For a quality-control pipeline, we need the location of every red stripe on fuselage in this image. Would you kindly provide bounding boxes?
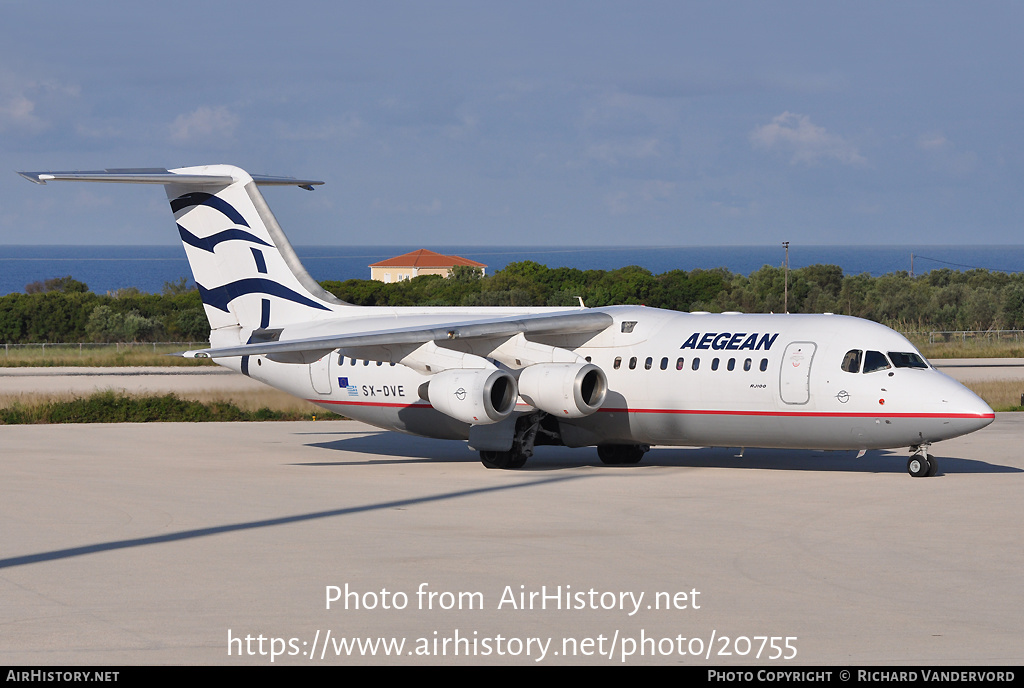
[597,407,994,420]
[310,398,992,421]
[309,399,431,409]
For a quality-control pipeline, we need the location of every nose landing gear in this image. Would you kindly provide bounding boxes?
[908,444,938,477]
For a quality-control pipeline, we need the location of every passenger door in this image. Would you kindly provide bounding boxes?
[309,353,333,396]
[779,341,816,405]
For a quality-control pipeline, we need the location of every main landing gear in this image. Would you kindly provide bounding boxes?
[476,414,652,470]
[907,443,938,478]
[479,413,559,470]
[480,449,528,470]
[597,443,648,465]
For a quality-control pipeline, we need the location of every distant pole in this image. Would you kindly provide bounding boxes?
[910,252,914,278]
[782,241,790,313]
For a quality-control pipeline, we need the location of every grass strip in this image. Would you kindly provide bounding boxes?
[0,391,341,424]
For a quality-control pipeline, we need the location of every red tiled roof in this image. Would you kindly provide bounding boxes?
[369,249,486,269]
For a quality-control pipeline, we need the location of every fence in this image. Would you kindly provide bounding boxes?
[904,330,1024,345]
[2,342,206,357]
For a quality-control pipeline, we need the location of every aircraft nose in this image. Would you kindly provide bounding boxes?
[955,385,995,432]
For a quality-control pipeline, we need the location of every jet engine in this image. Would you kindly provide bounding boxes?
[517,362,608,418]
[425,368,518,425]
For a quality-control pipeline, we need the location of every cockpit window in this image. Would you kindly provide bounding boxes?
[863,350,891,373]
[841,349,862,373]
[889,352,929,369]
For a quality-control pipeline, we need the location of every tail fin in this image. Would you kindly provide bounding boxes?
[19,165,348,337]
[164,165,348,332]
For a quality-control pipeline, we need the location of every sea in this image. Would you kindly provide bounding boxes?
[2,244,1024,296]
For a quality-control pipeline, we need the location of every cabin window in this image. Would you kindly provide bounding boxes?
[760,358,768,372]
[889,352,928,369]
[842,349,863,373]
[727,358,736,371]
[863,350,891,373]
[744,358,752,371]
[614,357,622,370]
[676,357,685,370]
[350,358,356,366]
[660,357,669,370]
[711,358,720,371]
[644,357,653,370]
[692,358,700,371]
[376,361,383,366]
[337,354,345,365]
[629,357,637,370]
[363,360,370,366]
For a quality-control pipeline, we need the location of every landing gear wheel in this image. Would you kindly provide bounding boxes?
[597,444,647,465]
[505,451,528,469]
[480,449,527,470]
[907,454,929,478]
[925,456,939,477]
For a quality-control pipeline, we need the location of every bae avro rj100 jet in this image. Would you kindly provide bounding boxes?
[20,165,994,476]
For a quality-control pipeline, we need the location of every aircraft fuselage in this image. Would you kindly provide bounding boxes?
[226,305,993,453]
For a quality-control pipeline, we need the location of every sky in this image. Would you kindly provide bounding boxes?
[1,1,1023,247]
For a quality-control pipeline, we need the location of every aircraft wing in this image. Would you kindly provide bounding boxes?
[181,310,614,359]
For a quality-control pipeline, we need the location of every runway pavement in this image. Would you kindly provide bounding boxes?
[1,416,1021,665]
[932,358,1024,382]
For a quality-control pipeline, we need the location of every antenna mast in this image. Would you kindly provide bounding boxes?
[782,241,790,313]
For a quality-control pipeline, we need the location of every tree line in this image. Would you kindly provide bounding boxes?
[321,263,1024,333]
[0,278,208,343]
[2,263,1023,343]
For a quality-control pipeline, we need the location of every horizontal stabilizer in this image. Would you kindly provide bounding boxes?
[17,168,323,190]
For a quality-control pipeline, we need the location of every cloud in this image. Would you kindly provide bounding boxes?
[750,111,865,166]
[916,131,976,175]
[640,179,675,201]
[444,113,480,141]
[587,138,663,165]
[604,180,676,215]
[703,189,756,218]
[0,93,39,131]
[275,115,363,142]
[0,72,79,133]
[169,105,239,143]
[371,197,443,215]
[916,132,949,151]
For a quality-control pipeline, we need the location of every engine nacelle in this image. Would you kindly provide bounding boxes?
[425,368,518,425]
[517,362,608,418]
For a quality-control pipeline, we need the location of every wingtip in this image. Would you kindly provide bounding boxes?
[17,171,47,184]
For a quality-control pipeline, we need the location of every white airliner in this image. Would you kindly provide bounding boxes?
[19,165,995,476]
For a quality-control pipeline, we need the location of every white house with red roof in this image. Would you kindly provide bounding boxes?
[369,249,487,283]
